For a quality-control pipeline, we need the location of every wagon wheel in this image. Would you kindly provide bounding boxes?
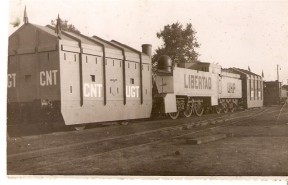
[119,121,129,125]
[182,104,193,118]
[168,111,180,120]
[214,105,222,114]
[229,102,236,113]
[222,103,229,114]
[74,125,86,131]
[194,102,204,117]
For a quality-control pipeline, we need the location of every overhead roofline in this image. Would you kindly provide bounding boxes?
[111,40,144,54]
[92,35,128,52]
[232,67,261,77]
[9,23,31,39]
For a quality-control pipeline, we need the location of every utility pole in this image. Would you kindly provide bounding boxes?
[277,64,279,81]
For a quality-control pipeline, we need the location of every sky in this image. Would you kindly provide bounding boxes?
[7,0,288,83]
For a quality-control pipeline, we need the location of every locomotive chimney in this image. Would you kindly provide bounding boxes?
[142,44,152,57]
[157,55,173,74]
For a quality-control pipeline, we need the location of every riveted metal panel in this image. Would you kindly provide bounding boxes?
[155,67,219,106]
[38,29,57,46]
[18,25,37,49]
[37,45,57,52]
[125,61,140,101]
[8,24,60,104]
[59,37,152,125]
[245,75,263,108]
[62,45,81,53]
[82,48,103,56]
[105,58,124,101]
[59,49,81,103]
[219,74,242,99]
[163,94,177,113]
[38,51,60,101]
[7,56,18,102]
[142,63,152,100]
[155,75,174,94]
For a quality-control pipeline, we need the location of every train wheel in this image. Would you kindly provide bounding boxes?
[215,105,221,114]
[168,111,180,120]
[119,121,129,125]
[194,102,204,117]
[182,104,193,118]
[229,103,235,113]
[74,125,86,131]
[222,103,228,114]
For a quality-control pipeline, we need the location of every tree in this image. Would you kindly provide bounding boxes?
[153,22,200,65]
[51,18,80,34]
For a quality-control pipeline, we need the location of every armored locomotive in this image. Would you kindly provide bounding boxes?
[7,14,264,129]
[153,56,243,119]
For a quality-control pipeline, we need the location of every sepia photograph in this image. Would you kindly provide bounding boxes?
[3,0,288,181]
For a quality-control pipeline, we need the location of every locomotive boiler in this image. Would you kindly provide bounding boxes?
[153,56,242,119]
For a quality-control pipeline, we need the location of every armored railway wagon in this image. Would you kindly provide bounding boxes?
[7,16,153,127]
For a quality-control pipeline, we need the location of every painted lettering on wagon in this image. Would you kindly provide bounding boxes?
[40,70,58,86]
[84,83,102,98]
[126,86,139,98]
[7,73,16,88]
[83,84,139,98]
[184,74,212,90]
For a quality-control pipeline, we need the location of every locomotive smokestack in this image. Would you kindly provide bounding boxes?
[142,44,152,57]
[157,55,172,74]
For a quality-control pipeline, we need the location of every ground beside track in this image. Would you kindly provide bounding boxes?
[7,105,288,176]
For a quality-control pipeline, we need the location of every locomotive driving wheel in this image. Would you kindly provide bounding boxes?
[214,105,221,114]
[222,102,229,114]
[182,103,193,118]
[168,111,180,120]
[229,102,236,113]
[194,102,204,117]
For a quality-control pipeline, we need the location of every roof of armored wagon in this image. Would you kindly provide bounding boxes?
[45,25,119,50]
[233,68,261,77]
[9,9,145,56]
[34,24,75,41]
[111,40,142,54]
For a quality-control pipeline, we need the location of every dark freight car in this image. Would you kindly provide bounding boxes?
[263,81,282,105]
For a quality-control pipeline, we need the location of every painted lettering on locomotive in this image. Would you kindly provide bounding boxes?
[184,74,212,90]
[227,82,236,93]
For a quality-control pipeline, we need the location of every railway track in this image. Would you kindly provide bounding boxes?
[7,107,278,175]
